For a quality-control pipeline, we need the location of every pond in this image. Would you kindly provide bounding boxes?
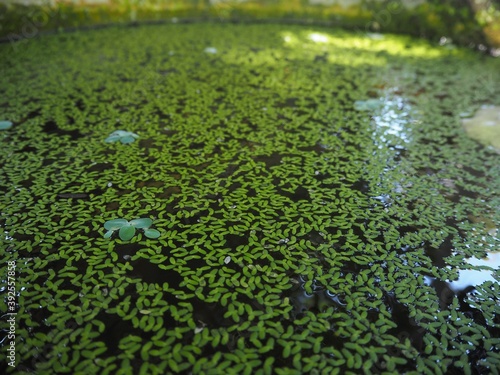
[1,22,499,374]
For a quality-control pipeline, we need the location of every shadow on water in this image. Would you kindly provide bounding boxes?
[43,120,84,140]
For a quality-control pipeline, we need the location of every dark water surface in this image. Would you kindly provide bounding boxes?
[0,23,499,374]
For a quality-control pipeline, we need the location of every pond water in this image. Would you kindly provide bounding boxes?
[0,22,499,374]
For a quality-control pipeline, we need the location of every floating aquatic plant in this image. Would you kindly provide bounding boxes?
[204,47,217,54]
[354,99,382,111]
[105,130,139,144]
[103,218,160,240]
[2,22,500,375]
[0,120,13,130]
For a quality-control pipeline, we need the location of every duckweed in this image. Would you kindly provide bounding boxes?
[0,22,499,374]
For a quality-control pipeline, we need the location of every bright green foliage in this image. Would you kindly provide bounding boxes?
[0,0,493,49]
[104,218,160,240]
[0,22,499,375]
[105,130,139,144]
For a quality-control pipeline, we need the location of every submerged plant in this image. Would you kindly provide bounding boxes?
[0,120,13,130]
[105,130,139,144]
[103,218,160,240]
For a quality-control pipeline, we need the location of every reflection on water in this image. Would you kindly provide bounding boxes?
[308,32,330,43]
[424,251,500,294]
[461,105,500,152]
[355,91,413,150]
[372,95,412,145]
[288,276,346,315]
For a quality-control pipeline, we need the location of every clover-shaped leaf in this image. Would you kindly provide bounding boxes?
[0,120,13,130]
[103,217,160,241]
[105,130,139,144]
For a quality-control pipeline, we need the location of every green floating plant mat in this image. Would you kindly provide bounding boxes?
[0,23,499,374]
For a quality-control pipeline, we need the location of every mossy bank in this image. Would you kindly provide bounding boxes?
[0,22,499,374]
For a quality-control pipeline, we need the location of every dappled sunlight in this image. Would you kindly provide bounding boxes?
[286,29,454,59]
[220,27,455,73]
[280,30,387,67]
[308,32,330,43]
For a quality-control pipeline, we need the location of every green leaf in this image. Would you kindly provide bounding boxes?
[119,225,136,241]
[354,99,381,111]
[130,218,153,229]
[105,135,122,143]
[120,135,137,144]
[109,130,129,137]
[0,120,13,130]
[104,219,129,230]
[105,130,138,143]
[144,229,161,239]
[103,230,114,239]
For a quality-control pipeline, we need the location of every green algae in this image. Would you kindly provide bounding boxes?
[0,22,499,374]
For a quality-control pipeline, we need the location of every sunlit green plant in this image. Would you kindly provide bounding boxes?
[103,218,160,240]
[0,120,13,130]
[105,130,139,144]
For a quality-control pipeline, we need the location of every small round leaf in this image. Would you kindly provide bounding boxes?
[110,130,129,136]
[104,219,129,230]
[119,225,136,241]
[130,218,153,229]
[354,99,381,111]
[103,230,114,239]
[0,121,13,130]
[105,135,121,143]
[120,135,137,144]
